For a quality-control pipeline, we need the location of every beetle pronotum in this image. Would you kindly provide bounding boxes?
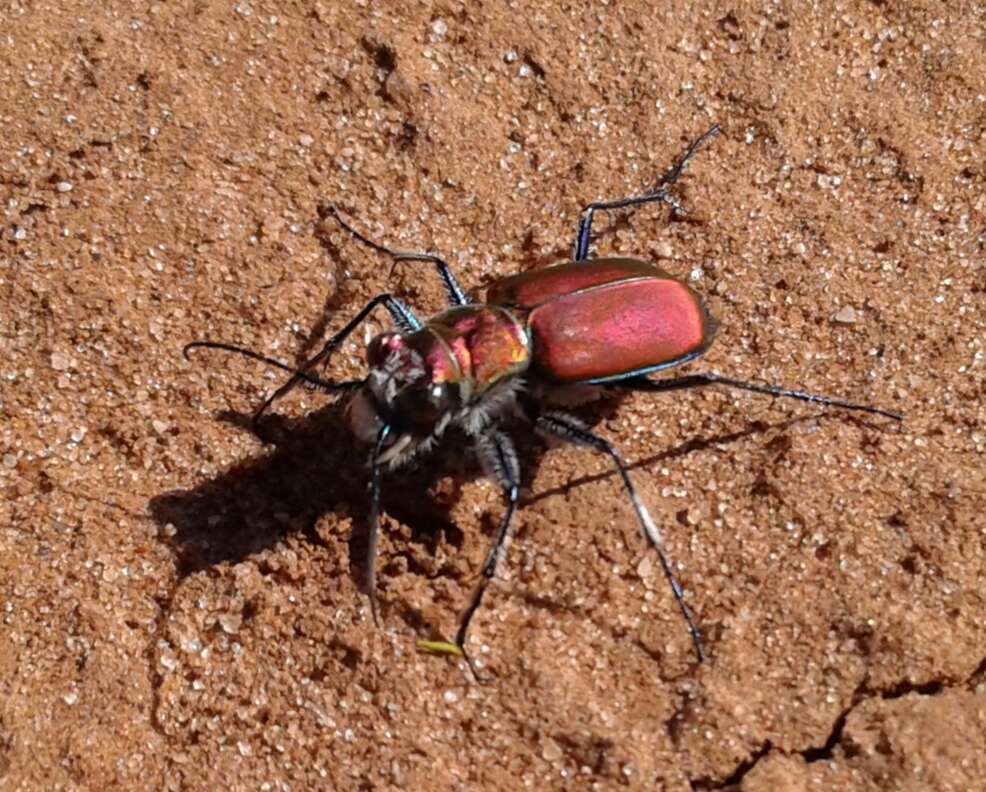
[185,126,901,664]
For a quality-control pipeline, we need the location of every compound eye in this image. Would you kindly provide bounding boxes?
[398,382,453,428]
[367,332,404,367]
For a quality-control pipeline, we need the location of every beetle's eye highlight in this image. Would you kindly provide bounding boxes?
[396,381,453,427]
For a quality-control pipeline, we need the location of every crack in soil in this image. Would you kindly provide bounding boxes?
[688,658,985,789]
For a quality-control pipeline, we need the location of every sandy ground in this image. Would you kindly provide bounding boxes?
[2,1,984,790]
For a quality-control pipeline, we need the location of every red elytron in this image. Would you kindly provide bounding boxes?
[185,126,901,665]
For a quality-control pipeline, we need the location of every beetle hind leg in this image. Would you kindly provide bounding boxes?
[535,411,706,663]
[573,124,721,261]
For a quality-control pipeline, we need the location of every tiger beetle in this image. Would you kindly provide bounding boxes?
[184,125,902,665]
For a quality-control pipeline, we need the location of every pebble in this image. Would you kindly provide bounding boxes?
[430,18,447,39]
[50,351,71,371]
[218,612,242,634]
[833,306,858,324]
[541,737,563,762]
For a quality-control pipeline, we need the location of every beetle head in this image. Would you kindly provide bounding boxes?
[349,331,460,460]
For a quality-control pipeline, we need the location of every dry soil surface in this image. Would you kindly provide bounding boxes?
[2,2,984,790]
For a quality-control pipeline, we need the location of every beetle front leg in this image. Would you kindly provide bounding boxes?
[610,373,903,421]
[573,124,720,261]
[455,430,522,652]
[535,411,706,662]
[365,424,393,626]
[250,292,419,427]
[325,205,470,307]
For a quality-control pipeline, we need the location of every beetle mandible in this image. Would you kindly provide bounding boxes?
[185,125,902,663]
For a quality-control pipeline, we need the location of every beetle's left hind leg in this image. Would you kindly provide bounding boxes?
[325,205,470,306]
[455,431,522,651]
[535,411,706,662]
[573,124,720,261]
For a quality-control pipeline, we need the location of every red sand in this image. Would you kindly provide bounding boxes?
[1,2,983,789]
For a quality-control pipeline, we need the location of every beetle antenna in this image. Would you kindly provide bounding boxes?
[324,205,470,307]
[612,373,903,421]
[197,293,419,426]
[183,341,361,393]
[366,423,392,626]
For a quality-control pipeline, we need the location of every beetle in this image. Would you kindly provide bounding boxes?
[185,125,901,663]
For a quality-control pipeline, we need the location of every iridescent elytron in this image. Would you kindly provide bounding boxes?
[185,126,901,665]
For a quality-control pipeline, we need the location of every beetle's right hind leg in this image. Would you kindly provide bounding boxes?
[573,124,721,261]
[324,205,470,307]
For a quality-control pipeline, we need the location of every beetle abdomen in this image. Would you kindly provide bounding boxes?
[487,257,667,309]
[496,258,715,384]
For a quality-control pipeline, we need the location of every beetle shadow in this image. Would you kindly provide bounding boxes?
[526,415,812,505]
[148,403,468,595]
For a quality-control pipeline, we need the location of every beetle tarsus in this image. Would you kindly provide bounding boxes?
[657,123,721,193]
[573,124,721,261]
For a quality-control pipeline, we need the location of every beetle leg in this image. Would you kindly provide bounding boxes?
[534,411,706,662]
[610,373,903,421]
[366,423,393,626]
[573,124,721,261]
[325,205,470,307]
[246,292,418,428]
[455,430,522,651]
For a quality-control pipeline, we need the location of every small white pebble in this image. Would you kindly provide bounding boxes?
[541,737,563,762]
[218,612,242,634]
[833,306,858,324]
[56,181,73,193]
[430,18,448,39]
[50,352,71,371]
